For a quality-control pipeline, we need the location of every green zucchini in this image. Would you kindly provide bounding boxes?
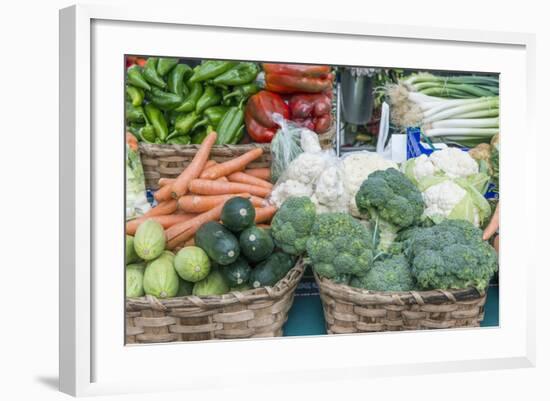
[239,226,274,263]
[249,252,295,288]
[195,221,240,265]
[220,197,255,233]
[222,257,251,287]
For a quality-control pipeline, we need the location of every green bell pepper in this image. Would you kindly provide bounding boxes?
[128,124,156,143]
[126,102,145,123]
[149,87,184,111]
[195,86,222,114]
[167,64,192,97]
[127,65,151,91]
[167,135,192,145]
[141,124,157,143]
[222,82,260,102]
[175,112,200,136]
[157,58,179,76]
[192,105,229,131]
[211,62,259,86]
[216,104,245,144]
[174,82,203,112]
[143,57,166,89]
[188,60,237,83]
[144,103,168,141]
[126,85,145,106]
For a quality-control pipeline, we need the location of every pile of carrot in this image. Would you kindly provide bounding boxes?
[126,131,276,250]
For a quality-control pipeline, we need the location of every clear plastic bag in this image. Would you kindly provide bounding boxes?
[126,136,151,220]
[270,113,322,183]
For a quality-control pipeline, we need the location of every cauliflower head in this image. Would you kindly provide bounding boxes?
[402,148,480,184]
[271,196,317,255]
[342,152,398,216]
[285,152,328,185]
[429,147,479,178]
[270,179,313,208]
[307,213,376,279]
[419,176,491,227]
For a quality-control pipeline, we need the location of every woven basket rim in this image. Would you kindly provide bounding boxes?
[314,271,485,306]
[138,142,271,155]
[127,258,305,311]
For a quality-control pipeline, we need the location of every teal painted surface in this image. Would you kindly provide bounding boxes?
[283,285,499,336]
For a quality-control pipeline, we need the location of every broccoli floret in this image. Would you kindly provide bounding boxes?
[355,168,425,251]
[403,219,498,291]
[271,196,317,255]
[306,213,375,279]
[349,254,416,291]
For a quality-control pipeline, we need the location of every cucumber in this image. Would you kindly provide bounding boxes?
[195,221,240,265]
[239,226,274,263]
[221,197,255,233]
[222,257,251,287]
[249,252,295,288]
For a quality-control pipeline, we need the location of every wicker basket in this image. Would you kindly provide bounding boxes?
[126,260,305,343]
[315,272,487,334]
[139,126,335,190]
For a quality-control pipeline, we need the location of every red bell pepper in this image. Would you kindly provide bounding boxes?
[289,93,332,133]
[265,73,333,94]
[244,91,290,143]
[263,64,331,78]
[263,63,333,94]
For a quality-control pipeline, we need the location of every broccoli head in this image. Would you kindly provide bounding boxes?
[403,219,498,291]
[306,213,375,279]
[349,254,416,291]
[271,196,317,255]
[355,168,425,229]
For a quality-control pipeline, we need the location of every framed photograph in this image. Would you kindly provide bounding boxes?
[59,3,536,397]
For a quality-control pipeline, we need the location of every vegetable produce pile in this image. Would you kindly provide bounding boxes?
[126,196,297,298]
[268,141,499,293]
[125,62,500,304]
[126,131,276,250]
[387,72,499,147]
[126,57,260,145]
[125,128,305,299]
[126,58,334,146]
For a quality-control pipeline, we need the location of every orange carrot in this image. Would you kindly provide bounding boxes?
[126,132,139,151]
[184,238,195,247]
[216,176,229,182]
[228,171,273,189]
[154,184,174,203]
[244,168,270,181]
[126,214,197,235]
[254,206,277,224]
[483,201,499,240]
[166,203,225,249]
[200,148,263,180]
[203,160,217,170]
[189,179,271,198]
[171,132,218,198]
[158,178,175,188]
[249,196,267,208]
[143,199,178,218]
[177,193,248,214]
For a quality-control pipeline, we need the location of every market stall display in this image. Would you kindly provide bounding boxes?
[125,57,500,342]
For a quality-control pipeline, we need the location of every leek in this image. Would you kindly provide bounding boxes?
[425,128,499,138]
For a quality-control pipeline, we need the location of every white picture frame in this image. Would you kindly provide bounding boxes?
[59,3,536,397]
